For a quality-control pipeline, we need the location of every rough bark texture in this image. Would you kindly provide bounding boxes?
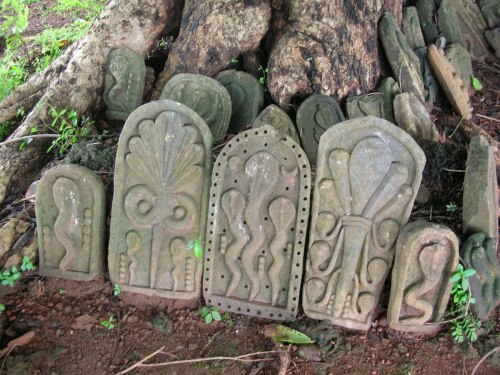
[0,0,183,204]
[152,0,271,99]
[267,0,403,106]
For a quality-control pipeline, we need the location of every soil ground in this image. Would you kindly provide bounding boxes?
[0,2,499,375]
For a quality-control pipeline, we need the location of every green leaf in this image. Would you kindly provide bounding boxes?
[199,306,210,317]
[461,278,469,291]
[212,311,222,321]
[462,269,476,277]
[471,76,483,91]
[0,304,5,312]
[205,314,213,324]
[469,297,475,304]
[449,273,461,283]
[263,324,314,344]
[194,241,203,259]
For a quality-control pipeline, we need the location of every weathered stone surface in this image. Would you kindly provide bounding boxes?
[437,0,464,46]
[414,47,439,104]
[463,135,499,240]
[252,105,299,143]
[215,70,264,134]
[204,125,311,320]
[108,100,213,299]
[444,43,472,90]
[451,0,489,60]
[462,233,500,320]
[427,44,472,119]
[379,13,425,102]
[479,0,500,28]
[346,93,394,123]
[36,164,105,281]
[296,95,345,165]
[485,28,500,58]
[387,220,459,333]
[415,0,440,44]
[103,48,146,122]
[0,219,30,260]
[3,240,38,270]
[394,93,439,141]
[402,7,426,49]
[159,73,231,141]
[303,116,426,330]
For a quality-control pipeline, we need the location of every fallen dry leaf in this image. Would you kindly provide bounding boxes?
[71,314,98,331]
[0,331,35,358]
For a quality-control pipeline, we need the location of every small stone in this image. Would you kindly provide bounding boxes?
[297,344,321,362]
[188,343,198,351]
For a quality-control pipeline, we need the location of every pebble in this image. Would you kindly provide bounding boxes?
[188,343,198,351]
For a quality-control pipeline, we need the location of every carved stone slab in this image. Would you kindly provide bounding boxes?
[346,93,394,123]
[303,116,426,330]
[437,0,464,46]
[462,233,500,320]
[215,70,264,134]
[36,164,105,281]
[379,13,425,102]
[103,48,146,122]
[485,28,500,58]
[159,73,231,141]
[479,0,500,28]
[204,125,311,320]
[444,43,472,91]
[402,7,426,50]
[463,135,499,240]
[415,0,440,44]
[394,93,439,141]
[108,100,213,300]
[451,0,489,60]
[252,104,299,143]
[296,95,345,165]
[387,221,459,333]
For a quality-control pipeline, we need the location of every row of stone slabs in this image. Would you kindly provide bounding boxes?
[36,101,498,332]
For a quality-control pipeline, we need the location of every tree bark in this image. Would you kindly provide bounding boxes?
[0,0,183,204]
[267,0,403,106]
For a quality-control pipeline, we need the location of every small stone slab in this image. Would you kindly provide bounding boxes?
[485,28,500,58]
[253,104,299,143]
[437,0,464,46]
[462,233,500,320]
[402,7,426,49]
[444,43,472,91]
[463,135,499,240]
[303,116,426,330]
[215,70,264,134]
[379,13,425,102]
[394,93,439,141]
[387,221,459,333]
[414,47,440,104]
[36,164,105,281]
[427,44,472,119]
[451,0,489,60]
[479,0,500,28]
[159,73,231,141]
[296,95,345,165]
[204,125,311,320]
[346,93,394,123]
[103,48,146,122]
[108,100,213,300]
[415,0,440,44]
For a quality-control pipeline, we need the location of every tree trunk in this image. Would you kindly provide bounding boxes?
[267,0,403,106]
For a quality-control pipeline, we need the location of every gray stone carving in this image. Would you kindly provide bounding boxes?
[296,95,345,165]
[437,0,464,46]
[346,93,394,123]
[485,28,500,58]
[414,47,440,104]
[387,221,459,333]
[463,135,499,241]
[303,116,426,330]
[415,0,440,44]
[36,164,105,281]
[479,0,500,28]
[215,70,264,134]
[462,233,500,320]
[451,0,489,60]
[252,104,299,143]
[204,125,311,320]
[379,13,425,102]
[444,43,472,91]
[402,7,426,49]
[394,93,439,141]
[103,48,146,122]
[108,100,213,300]
[159,73,231,141]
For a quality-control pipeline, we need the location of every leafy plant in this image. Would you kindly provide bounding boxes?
[263,324,314,344]
[58,288,65,295]
[199,306,222,324]
[20,256,36,271]
[258,65,269,85]
[448,264,481,343]
[101,316,115,330]
[0,256,36,287]
[46,107,93,155]
[471,76,483,91]
[187,238,204,260]
[113,283,121,296]
[446,202,459,213]
[0,304,5,313]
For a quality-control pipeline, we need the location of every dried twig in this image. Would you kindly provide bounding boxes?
[471,346,500,375]
[0,134,59,147]
[476,113,500,124]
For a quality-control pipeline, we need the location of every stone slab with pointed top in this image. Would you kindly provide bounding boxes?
[303,116,426,330]
[394,93,439,141]
[402,7,426,50]
[463,135,499,241]
[379,13,425,102]
[346,93,394,123]
[36,164,105,281]
[444,43,472,91]
[296,95,345,165]
[215,70,264,134]
[252,104,299,143]
[451,0,489,60]
[103,48,146,122]
[204,125,311,321]
[108,100,213,300]
[387,220,459,333]
[462,233,500,320]
[159,73,231,141]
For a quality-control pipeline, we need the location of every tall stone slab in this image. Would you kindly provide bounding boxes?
[462,233,500,320]
[108,100,213,300]
[401,7,426,50]
[204,125,311,320]
[103,48,146,122]
[479,0,500,28]
[296,95,345,165]
[463,135,499,241]
[36,164,105,281]
[252,104,299,143]
[387,221,459,333]
[215,70,264,134]
[303,116,426,330]
[451,0,489,60]
[160,73,231,141]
